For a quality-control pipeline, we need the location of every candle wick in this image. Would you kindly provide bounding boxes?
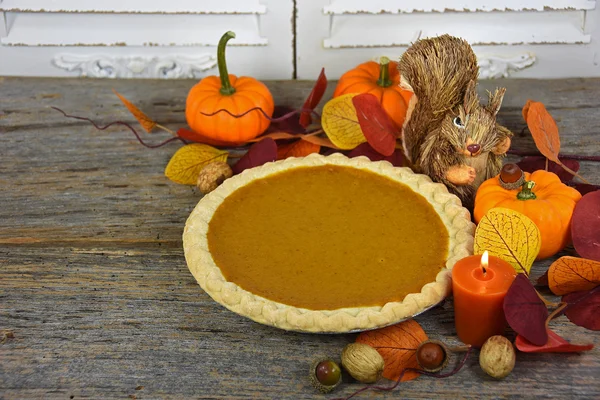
[482,265,487,275]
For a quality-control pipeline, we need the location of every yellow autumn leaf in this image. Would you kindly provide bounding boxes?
[321,93,367,149]
[474,208,541,274]
[165,144,228,185]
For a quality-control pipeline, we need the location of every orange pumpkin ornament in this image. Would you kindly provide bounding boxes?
[474,164,582,260]
[333,57,413,129]
[185,31,275,144]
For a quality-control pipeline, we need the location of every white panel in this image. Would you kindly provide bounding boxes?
[1,13,267,46]
[324,0,595,14]
[324,11,589,47]
[0,0,266,14]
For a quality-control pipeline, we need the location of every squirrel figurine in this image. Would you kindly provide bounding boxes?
[399,35,512,209]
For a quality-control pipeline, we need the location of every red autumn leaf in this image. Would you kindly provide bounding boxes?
[276,139,320,160]
[348,142,405,167]
[356,319,427,382]
[299,68,327,128]
[563,286,600,330]
[568,183,600,196]
[515,329,594,353]
[548,256,600,295]
[525,101,561,163]
[352,93,398,156]
[265,106,305,134]
[177,128,243,147]
[536,271,549,287]
[517,156,580,183]
[231,138,278,175]
[571,190,600,262]
[503,274,549,346]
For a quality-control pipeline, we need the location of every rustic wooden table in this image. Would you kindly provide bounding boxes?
[1,77,599,399]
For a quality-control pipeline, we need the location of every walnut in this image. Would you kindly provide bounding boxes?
[196,161,233,194]
[479,335,516,379]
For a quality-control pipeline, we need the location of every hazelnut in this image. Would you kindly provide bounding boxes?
[196,161,233,194]
[341,343,385,383]
[479,335,516,379]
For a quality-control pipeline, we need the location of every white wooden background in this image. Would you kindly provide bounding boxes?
[0,0,599,79]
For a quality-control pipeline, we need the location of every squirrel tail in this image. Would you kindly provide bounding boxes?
[399,35,478,115]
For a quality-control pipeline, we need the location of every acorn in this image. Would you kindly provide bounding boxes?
[341,343,384,383]
[415,340,449,372]
[479,335,516,379]
[309,358,342,393]
[498,163,525,190]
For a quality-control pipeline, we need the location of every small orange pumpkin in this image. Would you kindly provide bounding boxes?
[185,31,274,144]
[333,57,413,129]
[474,164,582,260]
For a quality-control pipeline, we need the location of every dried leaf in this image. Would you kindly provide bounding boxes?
[276,139,320,160]
[355,319,427,382]
[248,132,339,149]
[517,156,580,183]
[503,274,549,346]
[352,93,398,156]
[231,138,278,175]
[563,286,600,330]
[177,128,243,147]
[348,142,406,167]
[164,144,228,185]
[300,68,328,128]
[522,99,533,123]
[515,329,594,353]
[525,101,561,163]
[548,256,600,295]
[321,93,367,150]
[474,208,541,274]
[571,190,600,262]
[266,106,305,135]
[113,89,157,133]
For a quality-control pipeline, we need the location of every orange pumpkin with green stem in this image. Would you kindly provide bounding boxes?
[185,31,274,144]
[474,164,582,260]
[333,57,413,129]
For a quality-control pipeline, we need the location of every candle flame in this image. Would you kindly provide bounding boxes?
[481,251,489,273]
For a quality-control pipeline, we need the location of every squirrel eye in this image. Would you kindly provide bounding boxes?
[453,117,464,128]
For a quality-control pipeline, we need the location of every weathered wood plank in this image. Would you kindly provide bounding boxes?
[1,247,598,400]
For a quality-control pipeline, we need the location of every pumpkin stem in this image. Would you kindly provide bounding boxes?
[217,31,236,96]
[517,180,537,200]
[376,56,393,88]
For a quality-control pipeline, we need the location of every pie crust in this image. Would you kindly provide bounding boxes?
[183,153,474,333]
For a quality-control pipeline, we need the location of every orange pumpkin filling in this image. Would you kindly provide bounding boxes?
[207,165,449,310]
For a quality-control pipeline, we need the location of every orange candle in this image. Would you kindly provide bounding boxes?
[452,251,517,348]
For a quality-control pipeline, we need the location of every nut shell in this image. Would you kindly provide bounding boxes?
[341,343,385,383]
[479,335,516,379]
[197,161,233,194]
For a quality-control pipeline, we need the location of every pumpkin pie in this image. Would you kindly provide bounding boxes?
[183,154,474,333]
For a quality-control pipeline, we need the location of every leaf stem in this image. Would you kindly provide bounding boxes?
[156,123,176,136]
[545,302,568,329]
[217,31,236,96]
[535,289,559,308]
[558,161,590,184]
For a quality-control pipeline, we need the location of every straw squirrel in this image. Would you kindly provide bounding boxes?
[399,35,512,209]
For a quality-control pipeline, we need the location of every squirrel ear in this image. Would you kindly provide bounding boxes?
[463,80,479,113]
[487,88,506,116]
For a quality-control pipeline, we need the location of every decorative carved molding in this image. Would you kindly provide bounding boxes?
[477,53,536,79]
[52,54,217,78]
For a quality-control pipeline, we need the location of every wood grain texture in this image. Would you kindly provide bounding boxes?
[1,77,599,399]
